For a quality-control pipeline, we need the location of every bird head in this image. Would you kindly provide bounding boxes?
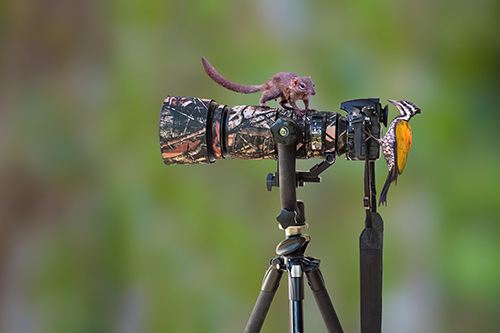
[388,99,421,121]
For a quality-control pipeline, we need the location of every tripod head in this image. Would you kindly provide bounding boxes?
[267,117,337,231]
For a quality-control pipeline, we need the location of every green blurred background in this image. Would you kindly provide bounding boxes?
[1,0,499,332]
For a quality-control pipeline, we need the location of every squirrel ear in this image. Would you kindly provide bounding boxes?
[291,77,299,86]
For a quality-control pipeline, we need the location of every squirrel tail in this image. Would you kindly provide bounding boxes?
[201,57,262,94]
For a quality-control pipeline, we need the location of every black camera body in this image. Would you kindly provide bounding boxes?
[159,96,388,165]
[341,98,388,161]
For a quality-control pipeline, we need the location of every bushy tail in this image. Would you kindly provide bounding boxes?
[379,167,398,206]
[201,57,262,94]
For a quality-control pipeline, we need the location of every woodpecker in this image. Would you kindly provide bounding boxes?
[368,99,421,206]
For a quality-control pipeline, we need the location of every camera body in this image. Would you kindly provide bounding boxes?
[159,96,388,165]
[341,98,388,161]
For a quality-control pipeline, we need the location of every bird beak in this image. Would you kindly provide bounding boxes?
[387,99,402,113]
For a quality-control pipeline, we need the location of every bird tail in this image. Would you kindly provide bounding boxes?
[379,167,398,206]
[201,57,262,94]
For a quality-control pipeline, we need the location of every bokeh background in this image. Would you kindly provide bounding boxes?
[1,0,499,332]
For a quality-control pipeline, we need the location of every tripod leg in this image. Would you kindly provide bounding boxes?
[288,261,305,333]
[245,258,284,333]
[305,261,343,333]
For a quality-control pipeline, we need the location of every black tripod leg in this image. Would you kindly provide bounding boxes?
[305,260,343,333]
[245,258,285,333]
[288,260,305,333]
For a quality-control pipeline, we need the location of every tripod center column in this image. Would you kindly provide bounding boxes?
[288,260,305,333]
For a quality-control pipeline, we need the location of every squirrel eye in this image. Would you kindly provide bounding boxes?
[300,83,305,89]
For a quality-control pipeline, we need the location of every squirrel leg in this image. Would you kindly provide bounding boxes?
[289,100,305,117]
[260,89,282,107]
[303,97,311,110]
[279,97,292,109]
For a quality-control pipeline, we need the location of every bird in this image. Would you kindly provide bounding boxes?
[367,99,421,206]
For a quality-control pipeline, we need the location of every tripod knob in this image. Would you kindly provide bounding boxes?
[266,173,276,191]
[270,118,301,146]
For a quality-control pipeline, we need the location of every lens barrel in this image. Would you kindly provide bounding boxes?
[159,95,345,165]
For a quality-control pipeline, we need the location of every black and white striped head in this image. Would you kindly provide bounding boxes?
[388,99,421,121]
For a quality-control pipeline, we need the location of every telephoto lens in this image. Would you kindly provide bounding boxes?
[159,95,345,165]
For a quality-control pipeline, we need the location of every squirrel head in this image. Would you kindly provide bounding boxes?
[291,77,316,95]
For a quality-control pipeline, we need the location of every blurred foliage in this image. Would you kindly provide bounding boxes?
[1,0,499,332]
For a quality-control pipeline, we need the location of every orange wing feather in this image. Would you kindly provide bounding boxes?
[395,120,412,175]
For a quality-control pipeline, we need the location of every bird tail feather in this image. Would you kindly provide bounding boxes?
[379,167,398,206]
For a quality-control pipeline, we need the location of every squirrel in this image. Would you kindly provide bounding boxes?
[201,56,316,117]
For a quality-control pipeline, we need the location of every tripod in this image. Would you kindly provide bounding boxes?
[244,230,343,333]
[244,117,384,332]
[244,118,343,333]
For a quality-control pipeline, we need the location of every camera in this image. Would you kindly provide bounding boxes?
[159,95,388,165]
[341,98,388,161]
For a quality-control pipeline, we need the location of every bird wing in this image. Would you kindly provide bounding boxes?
[395,120,412,175]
